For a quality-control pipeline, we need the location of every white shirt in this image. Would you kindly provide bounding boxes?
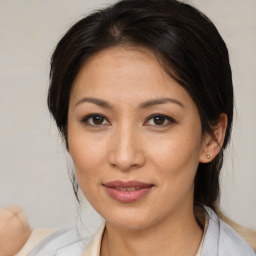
[28,207,256,256]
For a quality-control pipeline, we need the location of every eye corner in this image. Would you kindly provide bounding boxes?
[80,113,110,127]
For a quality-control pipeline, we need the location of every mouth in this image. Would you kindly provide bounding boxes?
[114,187,145,191]
[103,180,154,203]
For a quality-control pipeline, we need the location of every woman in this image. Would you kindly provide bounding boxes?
[29,0,255,255]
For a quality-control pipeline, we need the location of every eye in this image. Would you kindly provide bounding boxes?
[81,114,110,127]
[145,114,176,126]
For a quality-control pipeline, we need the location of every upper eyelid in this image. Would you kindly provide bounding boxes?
[81,114,110,125]
[145,114,177,123]
[81,113,107,120]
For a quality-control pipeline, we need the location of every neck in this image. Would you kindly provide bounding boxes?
[100,205,204,256]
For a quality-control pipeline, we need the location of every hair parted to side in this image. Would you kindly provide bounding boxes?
[48,0,233,210]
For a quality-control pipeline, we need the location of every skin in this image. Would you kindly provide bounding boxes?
[0,207,32,256]
[68,46,227,256]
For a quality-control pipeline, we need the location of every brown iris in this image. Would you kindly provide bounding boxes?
[93,116,104,125]
[153,116,165,125]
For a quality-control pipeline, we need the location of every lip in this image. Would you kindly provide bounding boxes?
[103,180,154,203]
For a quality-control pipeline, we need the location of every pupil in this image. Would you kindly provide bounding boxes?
[93,116,103,125]
[154,116,165,125]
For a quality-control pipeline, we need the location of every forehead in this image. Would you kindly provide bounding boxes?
[69,46,193,108]
[73,46,165,87]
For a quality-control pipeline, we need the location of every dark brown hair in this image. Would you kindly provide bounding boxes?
[48,0,233,210]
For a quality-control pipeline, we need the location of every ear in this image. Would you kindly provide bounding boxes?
[199,113,228,163]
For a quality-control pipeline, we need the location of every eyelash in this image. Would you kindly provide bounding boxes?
[81,114,110,127]
[81,113,177,128]
[145,114,177,127]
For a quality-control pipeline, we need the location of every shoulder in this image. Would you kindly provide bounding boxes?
[203,206,255,256]
[28,224,92,256]
[219,220,255,255]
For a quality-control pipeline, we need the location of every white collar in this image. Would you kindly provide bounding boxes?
[81,215,208,256]
[82,224,105,256]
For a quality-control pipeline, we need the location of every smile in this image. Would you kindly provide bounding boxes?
[115,187,142,191]
[103,180,154,203]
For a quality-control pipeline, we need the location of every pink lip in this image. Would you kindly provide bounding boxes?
[103,180,154,203]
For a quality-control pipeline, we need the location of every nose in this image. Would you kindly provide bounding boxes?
[109,125,146,172]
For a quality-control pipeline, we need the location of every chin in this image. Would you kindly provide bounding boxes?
[102,208,157,231]
[108,218,152,231]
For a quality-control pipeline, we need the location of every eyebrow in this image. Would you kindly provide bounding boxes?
[139,98,184,109]
[74,97,184,109]
[75,97,113,108]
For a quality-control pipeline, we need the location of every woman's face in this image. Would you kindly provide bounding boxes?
[68,46,208,230]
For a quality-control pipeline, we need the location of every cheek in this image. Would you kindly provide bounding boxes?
[68,126,107,181]
[147,130,202,172]
[148,134,202,207]
[145,126,203,200]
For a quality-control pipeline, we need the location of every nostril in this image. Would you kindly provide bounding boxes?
[109,149,146,171]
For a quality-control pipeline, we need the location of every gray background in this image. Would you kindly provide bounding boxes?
[0,0,255,230]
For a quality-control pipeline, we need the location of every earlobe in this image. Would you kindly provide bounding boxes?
[199,113,228,163]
